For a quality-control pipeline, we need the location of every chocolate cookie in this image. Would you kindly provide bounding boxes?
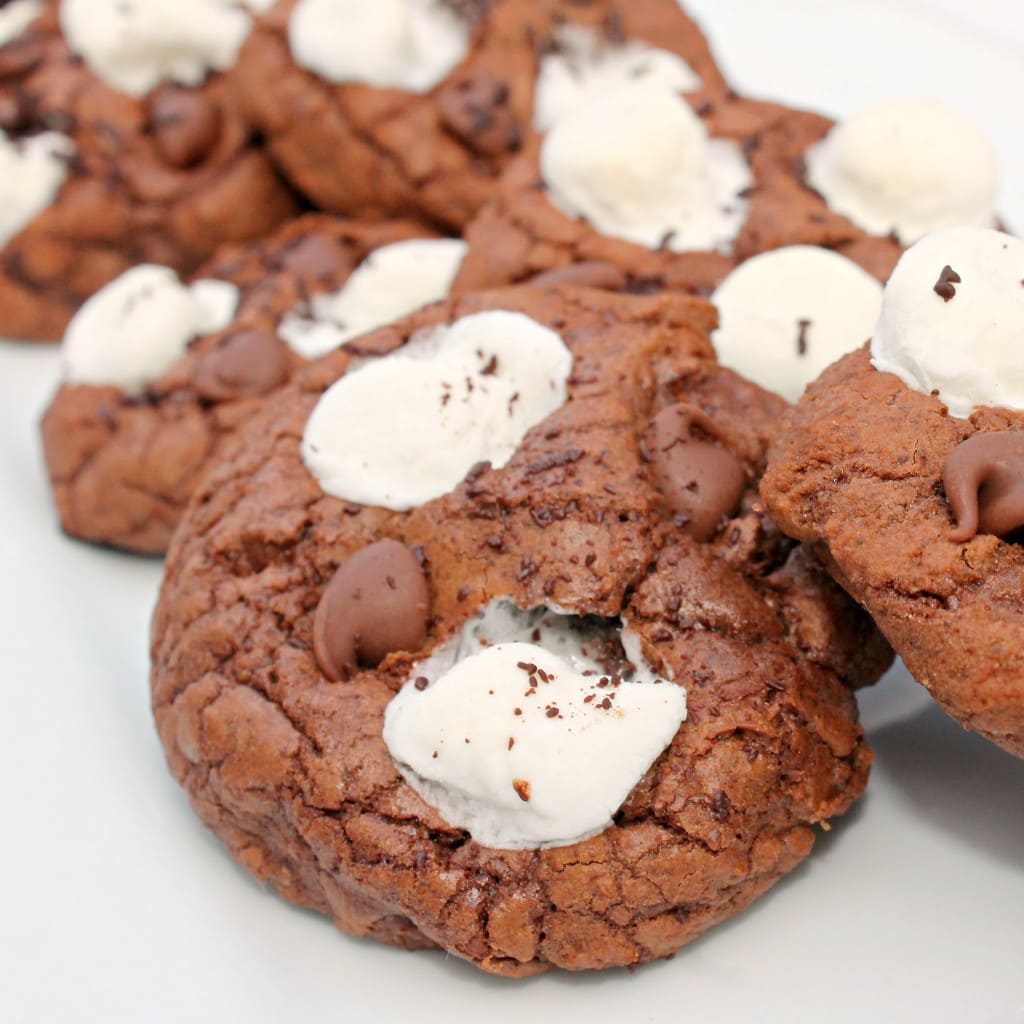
[762,227,1024,758]
[41,214,465,554]
[233,0,729,232]
[0,1,297,342]
[452,90,903,298]
[152,284,888,976]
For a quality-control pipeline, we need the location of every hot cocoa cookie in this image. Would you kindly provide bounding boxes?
[762,227,1024,758]
[0,0,297,342]
[232,0,730,232]
[41,214,467,554]
[152,285,888,976]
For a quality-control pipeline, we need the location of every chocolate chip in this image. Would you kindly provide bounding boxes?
[148,86,221,169]
[528,261,628,292]
[313,539,431,682]
[796,318,811,357]
[643,404,747,541]
[943,431,1024,541]
[192,328,291,402]
[933,264,962,302]
[280,235,354,283]
[437,71,520,158]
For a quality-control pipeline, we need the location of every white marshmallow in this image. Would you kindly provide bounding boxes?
[533,24,700,132]
[870,227,1024,418]
[541,83,751,253]
[804,100,999,246]
[712,246,883,402]
[278,238,467,360]
[0,0,42,46]
[0,128,74,249]
[288,0,469,92]
[59,0,269,98]
[302,310,572,509]
[384,601,686,850]
[62,265,240,394]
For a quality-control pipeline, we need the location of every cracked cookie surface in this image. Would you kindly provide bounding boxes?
[763,347,1024,758]
[0,3,297,342]
[41,214,437,554]
[152,285,886,974]
[234,0,729,232]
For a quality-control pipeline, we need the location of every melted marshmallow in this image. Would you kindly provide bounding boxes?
[870,227,1024,418]
[0,0,42,46]
[59,0,271,98]
[289,0,469,92]
[541,83,751,253]
[533,24,700,132]
[0,128,74,249]
[712,246,883,402]
[278,238,467,360]
[302,310,572,509]
[804,100,999,245]
[384,601,686,850]
[62,265,240,393]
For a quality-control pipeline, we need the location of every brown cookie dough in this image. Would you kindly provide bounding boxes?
[40,215,438,554]
[233,0,730,232]
[0,4,298,342]
[452,95,902,296]
[762,346,1024,758]
[152,285,888,976]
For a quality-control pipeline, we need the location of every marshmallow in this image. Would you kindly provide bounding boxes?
[870,227,1024,418]
[0,0,42,46]
[59,0,271,98]
[0,128,74,249]
[62,265,240,394]
[804,100,999,245]
[384,601,687,850]
[533,24,700,132]
[541,83,751,253]
[302,310,572,509]
[289,0,469,92]
[712,246,883,402]
[278,238,467,360]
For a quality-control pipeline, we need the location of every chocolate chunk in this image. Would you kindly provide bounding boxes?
[437,71,520,158]
[148,87,222,169]
[280,235,355,283]
[529,261,628,292]
[643,404,747,541]
[933,265,962,302]
[192,328,291,402]
[313,539,431,682]
[943,431,1024,541]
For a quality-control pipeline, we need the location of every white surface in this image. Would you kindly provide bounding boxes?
[385,601,685,850]
[278,238,467,360]
[871,227,1024,417]
[805,99,999,244]
[59,0,266,98]
[288,0,469,92]
[301,310,571,509]
[62,266,239,394]
[712,246,883,402]
[2,2,1024,1022]
[542,83,751,252]
[533,25,700,132]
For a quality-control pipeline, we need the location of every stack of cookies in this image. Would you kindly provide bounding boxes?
[4,0,1018,977]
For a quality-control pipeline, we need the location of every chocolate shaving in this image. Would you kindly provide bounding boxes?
[933,265,962,302]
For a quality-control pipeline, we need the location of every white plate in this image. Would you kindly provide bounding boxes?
[3,3,1024,1022]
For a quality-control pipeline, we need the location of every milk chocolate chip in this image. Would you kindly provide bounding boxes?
[148,87,221,169]
[643,403,747,541]
[313,539,431,682]
[192,328,290,402]
[529,261,627,292]
[437,71,520,158]
[943,431,1024,541]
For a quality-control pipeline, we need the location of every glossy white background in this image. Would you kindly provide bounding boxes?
[2,2,1023,1021]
